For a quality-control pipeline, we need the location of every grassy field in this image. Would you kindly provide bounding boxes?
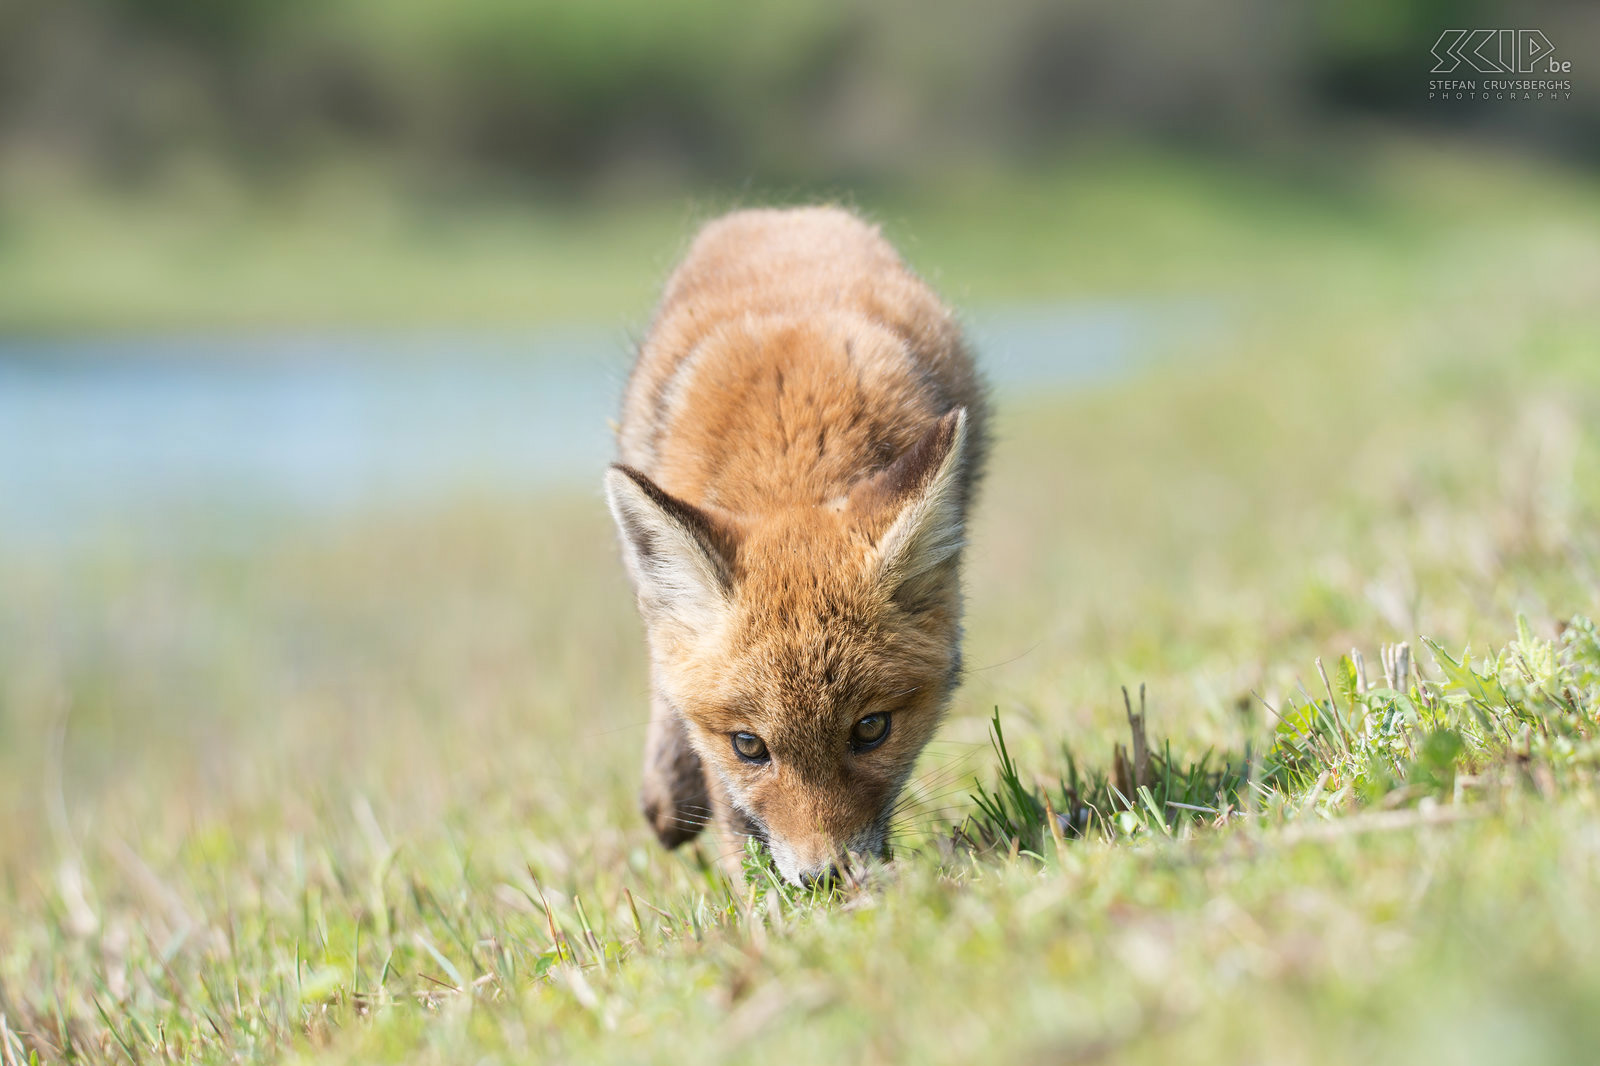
[2,141,1600,1063]
[0,139,1563,332]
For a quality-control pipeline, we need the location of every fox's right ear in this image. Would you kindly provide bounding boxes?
[604,465,734,634]
[854,408,970,612]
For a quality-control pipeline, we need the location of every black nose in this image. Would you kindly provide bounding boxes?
[798,864,840,889]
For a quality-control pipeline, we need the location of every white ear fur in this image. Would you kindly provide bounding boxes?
[875,408,968,606]
[604,466,732,634]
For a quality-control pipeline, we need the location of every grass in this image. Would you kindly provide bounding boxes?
[2,139,1600,1063]
[3,137,1593,332]
[966,617,1600,855]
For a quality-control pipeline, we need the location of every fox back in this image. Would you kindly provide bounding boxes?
[605,206,988,885]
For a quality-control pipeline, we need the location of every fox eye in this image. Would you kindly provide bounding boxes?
[850,713,891,751]
[732,732,770,763]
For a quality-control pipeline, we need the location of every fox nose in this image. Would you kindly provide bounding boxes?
[797,864,840,889]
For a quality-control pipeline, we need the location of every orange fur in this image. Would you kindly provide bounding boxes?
[606,206,988,884]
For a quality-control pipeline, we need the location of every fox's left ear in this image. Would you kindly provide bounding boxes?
[605,465,735,635]
[857,408,970,610]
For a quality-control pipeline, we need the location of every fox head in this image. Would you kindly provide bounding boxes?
[605,408,971,885]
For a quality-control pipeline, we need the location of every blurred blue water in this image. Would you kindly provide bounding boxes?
[0,303,1198,549]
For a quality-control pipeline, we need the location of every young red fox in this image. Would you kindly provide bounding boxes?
[605,206,988,885]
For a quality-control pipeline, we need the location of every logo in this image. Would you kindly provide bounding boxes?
[1428,29,1573,102]
[1430,30,1568,74]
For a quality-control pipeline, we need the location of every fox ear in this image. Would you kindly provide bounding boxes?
[860,408,970,610]
[605,465,734,633]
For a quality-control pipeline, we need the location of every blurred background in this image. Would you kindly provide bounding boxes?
[3,0,1599,837]
[2,4,1600,1059]
[3,0,1596,198]
[4,0,1599,842]
[1,0,1595,326]
[2,0,1595,535]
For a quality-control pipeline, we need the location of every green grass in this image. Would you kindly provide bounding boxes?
[2,141,1600,1064]
[4,137,1595,332]
[966,617,1600,854]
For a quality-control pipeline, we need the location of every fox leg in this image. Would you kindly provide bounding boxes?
[640,692,711,848]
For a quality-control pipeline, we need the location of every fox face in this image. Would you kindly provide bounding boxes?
[606,409,971,885]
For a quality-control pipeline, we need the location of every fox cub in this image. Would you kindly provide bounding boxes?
[605,206,988,885]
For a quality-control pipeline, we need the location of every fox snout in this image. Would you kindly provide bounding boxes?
[742,758,901,887]
[766,831,885,888]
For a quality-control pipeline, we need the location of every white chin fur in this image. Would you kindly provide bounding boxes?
[769,834,884,886]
